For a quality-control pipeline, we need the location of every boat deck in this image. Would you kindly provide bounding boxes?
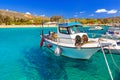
[44,35,100,48]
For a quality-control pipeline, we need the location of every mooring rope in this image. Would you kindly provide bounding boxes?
[108,45,120,71]
[99,39,114,80]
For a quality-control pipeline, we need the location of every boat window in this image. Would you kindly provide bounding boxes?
[70,25,84,34]
[77,25,84,32]
[59,27,69,34]
[70,28,75,34]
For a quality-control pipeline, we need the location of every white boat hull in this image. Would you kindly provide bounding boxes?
[44,39,101,59]
[60,47,100,59]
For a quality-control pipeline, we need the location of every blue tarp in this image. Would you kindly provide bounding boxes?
[58,22,82,27]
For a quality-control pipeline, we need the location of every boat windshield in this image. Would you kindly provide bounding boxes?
[70,25,84,34]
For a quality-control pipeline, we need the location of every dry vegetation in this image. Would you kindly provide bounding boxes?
[0,9,120,26]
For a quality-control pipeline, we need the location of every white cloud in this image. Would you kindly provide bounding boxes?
[95,9,118,14]
[74,14,78,17]
[95,9,107,13]
[80,11,85,14]
[6,9,9,11]
[25,12,31,15]
[107,9,118,14]
[89,14,94,16]
[40,14,45,17]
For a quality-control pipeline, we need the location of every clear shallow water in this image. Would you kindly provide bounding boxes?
[0,27,120,80]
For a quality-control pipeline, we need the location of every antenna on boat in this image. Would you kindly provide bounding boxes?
[48,18,51,35]
[40,15,45,47]
[98,39,113,80]
[41,15,45,36]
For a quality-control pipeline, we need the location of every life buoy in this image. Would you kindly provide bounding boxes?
[75,35,81,46]
[54,46,61,56]
[82,35,88,43]
[40,37,45,47]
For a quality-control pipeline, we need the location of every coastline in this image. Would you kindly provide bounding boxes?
[0,24,109,28]
[0,24,57,28]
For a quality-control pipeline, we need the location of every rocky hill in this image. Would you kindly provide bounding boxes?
[0,10,32,19]
[0,9,49,25]
[0,9,120,25]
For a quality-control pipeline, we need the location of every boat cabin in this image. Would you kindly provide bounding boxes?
[58,22,88,39]
[45,22,89,45]
[57,22,89,45]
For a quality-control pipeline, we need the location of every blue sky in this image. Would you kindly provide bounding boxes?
[0,0,120,18]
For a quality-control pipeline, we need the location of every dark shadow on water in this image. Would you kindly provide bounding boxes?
[21,47,95,80]
[22,47,69,80]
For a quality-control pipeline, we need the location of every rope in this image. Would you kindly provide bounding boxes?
[108,45,120,71]
[100,34,120,71]
[99,39,114,80]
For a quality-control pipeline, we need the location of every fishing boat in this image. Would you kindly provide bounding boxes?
[40,22,106,59]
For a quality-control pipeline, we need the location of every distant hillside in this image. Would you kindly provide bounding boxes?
[0,9,49,25]
[0,10,28,19]
[0,9,120,25]
[107,16,120,23]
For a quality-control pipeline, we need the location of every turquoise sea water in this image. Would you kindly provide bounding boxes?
[0,27,120,80]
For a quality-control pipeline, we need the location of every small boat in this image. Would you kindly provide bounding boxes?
[102,27,120,39]
[89,25,103,30]
[99,38,120,54]
[40,22,107,59]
